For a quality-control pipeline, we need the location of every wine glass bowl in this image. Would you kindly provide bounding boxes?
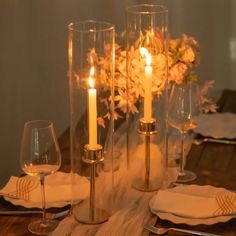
[20,120,61,235]
[168,82,200,182]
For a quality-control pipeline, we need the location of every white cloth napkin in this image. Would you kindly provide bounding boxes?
[194,113,236,139]
[0,171,89,203]
[150,187,236,218]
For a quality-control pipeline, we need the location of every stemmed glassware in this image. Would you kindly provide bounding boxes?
[20,120,62,235]
[168,82,200,182]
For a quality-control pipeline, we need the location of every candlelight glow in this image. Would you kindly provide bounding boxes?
[88,66,95,88]
[140,47,152,66]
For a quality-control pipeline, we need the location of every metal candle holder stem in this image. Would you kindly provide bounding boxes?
[132,118,158,192]
[74,144,109,224]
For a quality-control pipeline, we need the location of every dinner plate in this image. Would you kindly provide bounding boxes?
[194,113,236,139]
[3,196,70,208]
[1,172,89,209]
[149,185,236,225]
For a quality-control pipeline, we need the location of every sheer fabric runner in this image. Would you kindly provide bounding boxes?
[51,128,195,235]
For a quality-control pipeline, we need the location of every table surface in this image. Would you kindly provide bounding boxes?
[1,89,236,235]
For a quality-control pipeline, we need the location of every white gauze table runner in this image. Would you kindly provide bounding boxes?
[51,127,194,236]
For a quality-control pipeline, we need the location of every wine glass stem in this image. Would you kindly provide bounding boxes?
[180,131,185,175]
[40,175,46,223]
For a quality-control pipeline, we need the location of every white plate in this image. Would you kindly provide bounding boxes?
[3,197,70,209]
[1,172,89,209]
[149,185,236,225]
[194,113,236,139]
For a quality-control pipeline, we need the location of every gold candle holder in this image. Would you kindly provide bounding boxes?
[73,144,109,224]
[132,118,158,192]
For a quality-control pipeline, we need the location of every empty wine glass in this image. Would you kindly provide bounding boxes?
[20,120,62,235]
[168,82,200,182]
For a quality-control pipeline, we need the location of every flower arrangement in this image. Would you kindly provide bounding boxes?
[167,34,217,113]
[168,34,199,84]
[87,33,217,127]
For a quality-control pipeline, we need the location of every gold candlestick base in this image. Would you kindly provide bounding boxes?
[73,206,109,224]
[132,178,159,192]
[74,144,109,224]
[132,118,158,192]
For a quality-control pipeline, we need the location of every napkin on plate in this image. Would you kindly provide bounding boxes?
[150,187,236,218]
[194,113,236,139]
[0,171,89,203]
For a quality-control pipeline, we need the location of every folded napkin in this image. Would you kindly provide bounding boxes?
[194,113,236,139]
[0,171,89,203]
[150,187,236,218]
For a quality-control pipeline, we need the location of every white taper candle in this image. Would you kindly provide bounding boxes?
[88,67,97,147]
[140,47,152,121]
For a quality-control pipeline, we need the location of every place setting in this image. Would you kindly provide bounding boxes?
[193,112,236,145]
[146,79,236,234]
[0,120,90,235]
[0,171,89,209]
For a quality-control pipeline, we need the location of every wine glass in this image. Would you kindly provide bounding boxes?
[168,82,200,182]
[20,120,62,235]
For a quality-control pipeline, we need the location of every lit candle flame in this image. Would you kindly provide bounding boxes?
[88,66,95,88]
[140,47,152,66]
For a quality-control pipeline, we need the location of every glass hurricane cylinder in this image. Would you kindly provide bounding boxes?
[126,4,168,192]
[68,20,114,224]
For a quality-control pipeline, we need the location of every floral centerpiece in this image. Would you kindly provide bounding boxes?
[167,34,217,113]
[87,33,217,127]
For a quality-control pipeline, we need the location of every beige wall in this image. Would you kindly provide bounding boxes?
[0,0,137,186]
[163,0,231,92]
[230,0,236,88]
[0,0,235,185]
